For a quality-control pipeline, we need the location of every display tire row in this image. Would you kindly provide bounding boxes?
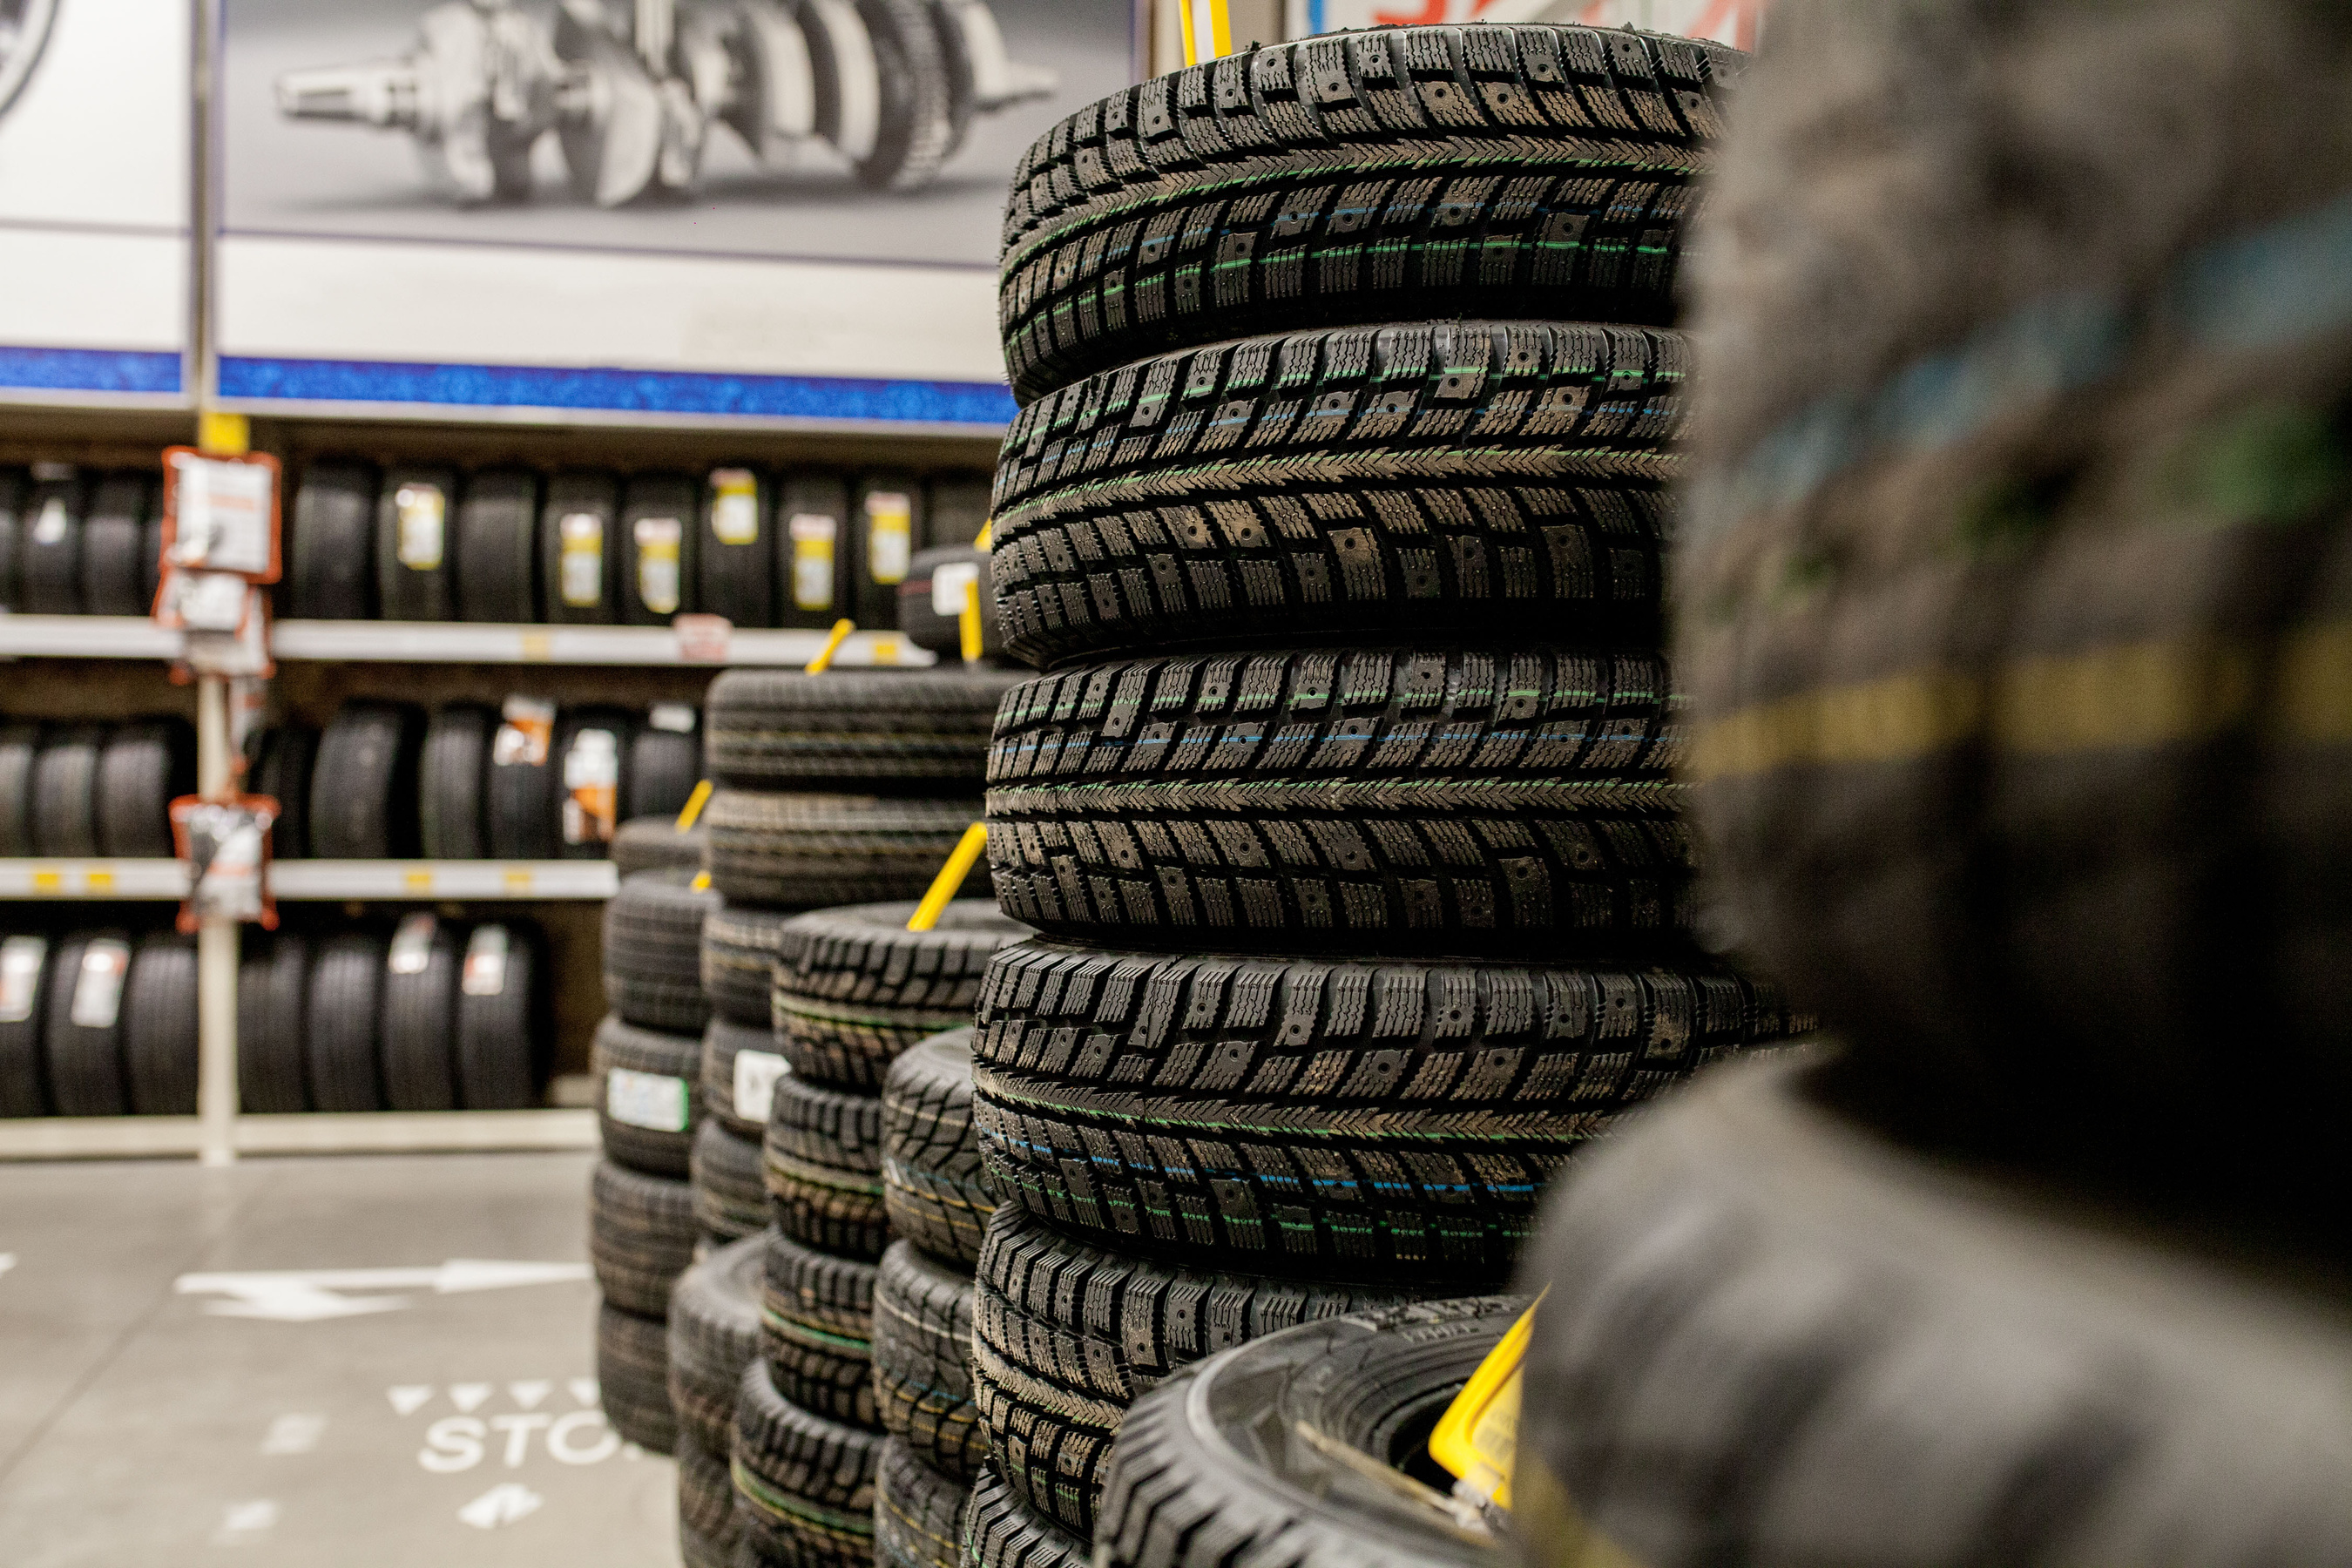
[286,921,543,1115]
[0,467,165,617]
[0,929,193,1119]
[0,720,192,860]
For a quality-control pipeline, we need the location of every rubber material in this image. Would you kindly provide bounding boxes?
[667,1232,768,1456]
[419,703,496,860]
[881,1028,994,1267]
[622,474,698,625]
[855,0,956,193]
[733,1358,882,1568]
[991,321,1682,668]
[705,668,1017,790]
[455,922,542,1110]
[0,931,51,1116]
[18,469,84,614]
[701,1015,785,1139]
[626,724,700,821]
[304,930,385,1112]
[677,1429,740,1567]
[538,470,620,624]
[604,869,720,1033]
[381,916,462,1112]
[30,727,102,858]
[0,470,24,612]
[1095,1296,1524,1568]
[598,1301,678,1454]
[962,1463,1087,1568]
[487,704,558,862]
[455,468,540,622]
[122,932,198,1116]
[79,474,151,618]
[760,1228,879,1427]
[42,934,129,1117]
[614,816,706,876]
[706,790,983,910]
[767,899,1025,1092]
[897,544,999,659]
[971,1203,1417,1537]
[873,1240,983,1480]
[876,1436,966,1568]
[236,932,310,1114]
[248,724,317,860]
[0,725,38,856]
[698,467,775,628]
[96,719,193,859]
[594,1014,701,1178]
[375,466,458,622]
[309,703,423,860]
[987,646,1690,950]
[972,937,1798,1279]
[702,901,797,1028]
[693,1117,769,1244]
[287,462,377,620]
[762,1076,888,1259]
[591,1156,698,1318]
[998,25,1732,403]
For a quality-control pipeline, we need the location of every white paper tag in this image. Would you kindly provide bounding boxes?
[462,925,510,997]
[605,1067,689,1132]
[0,936,47,1024]
[388,912,437,976]
[789,512,837,612]
[163,571,253,633]
[733,1050,788,1125]
[395,483,446,570]
[561,728,620,846]
[865,491,912,585]
[634,517,682,614]
[710,470,760,545]
[168,452,274,575]
[648,703,696,734]
[931,559,981,616]
[31,496,67,546]
[558,512,605,607]
[494,696,556,767]
[70,939,130,1030]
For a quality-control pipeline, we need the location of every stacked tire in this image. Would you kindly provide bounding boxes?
[973,26,1787,1565]
[0,927,194,1118]
[1505,3,2352,1562]
[592,868,721,1455]
[0,719,193,859]
[733,906,1027,1568]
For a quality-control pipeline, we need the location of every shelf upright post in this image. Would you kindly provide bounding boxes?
[191,409,253,1168]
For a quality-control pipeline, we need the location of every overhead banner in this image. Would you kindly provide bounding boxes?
[0,0,193,403]
[1284,0,1762,48]
[212,0,1133,428]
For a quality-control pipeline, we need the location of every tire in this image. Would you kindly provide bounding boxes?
[705,668,1017,791]
[989,645,1690,950]
[454,921,543,1109]
[853,472,926,629]
[774,470,852,628]
[701,1015,788,1139]
[706,790,982,909]
[236,932,309,1114]
[287,462,377,620]
[30,727,102,858]
[540,470,621,623]
[79,473,151,617]
[381,915,462,1112]
[305,930,385,1112]
[0,725,39,855]
[248,725,317,860]
[1095,1296,1525,1568]
[375,467,458,622]
[139,501,165,614]
[668,1232,768,1456]
[971,1203,1419,1538]
[760,1228,879,1427]
[677,1428,741,1567]
[923,473,990,552]
[122,931,197,1116]
[733,1358,882,1568]
[627,718,700,821]
[0,469,25,611]
[43,932,132,1118]
[962,1463,1086,1568]
[1516,1054,2352,1568]
[702,901,796,1028]
[0,932,52,1116]
[854,0,956,193]
[699,466,776,629]
[881,1029,992,1268]
[774,896,1024,1017]
[604,870,720,1032]
[18,468,84,614]
[896,545,998,659]
[597,1301,677,1454]
[591,1156,699,1318]
[622,474,698,625]
[454,468,540,622]
[990,323,1680,670]
[873,1241,982,1480]
[773,994,969,1098]
[487,705,558,862]
[876,1436,965,1568]
[419,703,496,860]
[96,720,193,859]
[309,702,423,860]
[763,1070,888,1260]
[557,706,638,860]
[997,25,1734,405]
[693,1117,769,1244]
[614,815,706,876]
[973,938,1801,1281]
[594,1014,700,1177]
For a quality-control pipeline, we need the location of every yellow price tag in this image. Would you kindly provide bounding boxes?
[405,868,435,892]
[503,868,533,892]
[519,631,553,661]
[84,868,114,892]
[31,869,60,892]
[1428,1294,1543,1512]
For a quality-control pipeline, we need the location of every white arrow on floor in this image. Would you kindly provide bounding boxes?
[457,1481,543,1531]
[174,1260,591,1321]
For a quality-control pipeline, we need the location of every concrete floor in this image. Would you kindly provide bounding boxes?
[0,1152,678,1568]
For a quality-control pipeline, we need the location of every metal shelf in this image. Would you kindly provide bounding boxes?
[0,616,182,659]
[0,1109,597,1161]
[0,861,188,899]
[0,861,621,901]
[271,620,933,667]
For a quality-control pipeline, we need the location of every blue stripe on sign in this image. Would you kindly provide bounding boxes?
[215,355,1018,428]
[0,344,183,395]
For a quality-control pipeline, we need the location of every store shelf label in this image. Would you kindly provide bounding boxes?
[502,868,534,893]
[0,936,48,1023]
[405,868,436,892]
[30,869,61,892]
[672,614,731,664]
[84,868,115,893]
[605,1069,688,1132]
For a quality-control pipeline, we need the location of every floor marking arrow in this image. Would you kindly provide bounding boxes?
[449,1383,492,1414]
[568,1377,599,1407]
[387,1386,434,1416]
[456,1482,542,1531]
[173,1260,591,1321]
[508,1380,551,1410]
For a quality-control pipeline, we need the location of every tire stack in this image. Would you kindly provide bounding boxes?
[970,25,1789,1562]
[0,927,195,1118]
[733,902,1028,1568]
[0,720,193,859]
[591,866,721,1455]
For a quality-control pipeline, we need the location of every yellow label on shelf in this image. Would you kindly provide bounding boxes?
[503,868,533,892]
[31,869,60,892]
[519,632,554,661]
[865,491,912,585]
[870,634,902,666]
[710,470,761,545]
[84,868,113,892]
[198,410,252,457]
[405,868,435,891]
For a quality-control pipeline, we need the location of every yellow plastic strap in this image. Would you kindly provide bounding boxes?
[674,779,713,831]
[906,822,990,931]
[960,578,984,665]
[1429,1294,1544,1511]
[1209,0,1230,59]
[198,410,250,457]
[805,618,855,675]
[689,870,711,892]
[1178,0,1198,66]
[971,519,992,552]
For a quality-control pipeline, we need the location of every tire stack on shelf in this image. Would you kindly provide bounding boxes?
[0,927,196,1118]
[0,719,193,859]
[968,26,1790,1564]
[0,465,165,617]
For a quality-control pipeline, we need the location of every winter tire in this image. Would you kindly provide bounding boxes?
[873,1240,983,1479]
[881,1028,993,1267]
[604,869,719,1033]
[591,1156,698,1318]
[706,789,981,909]
[594,1014,700,1177]
[760,1228,879,1427]
[705,668,1017,791]
[668,1232,768,1456]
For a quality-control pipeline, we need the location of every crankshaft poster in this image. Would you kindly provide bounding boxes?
[0,0,193,402]
[212,0,1135,425]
